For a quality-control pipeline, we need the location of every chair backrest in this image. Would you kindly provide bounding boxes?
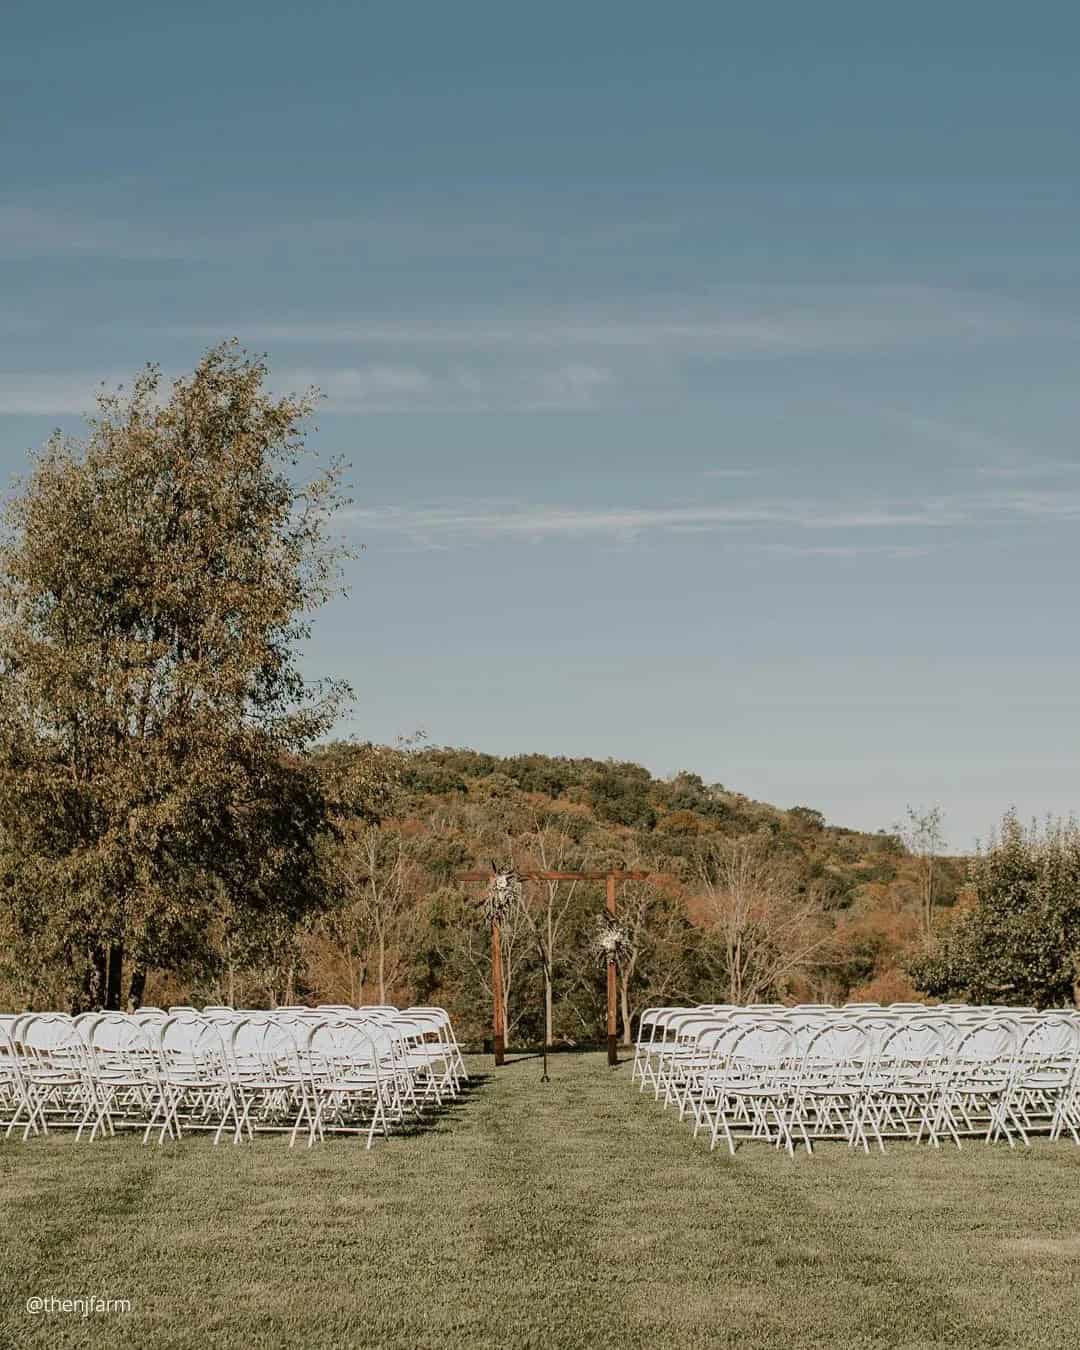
[877,1019,950,1071]
[0,1019,22,1075]
[303,1018,380,1076]
[18,1013,88,1076]
[87,1013,159,1075]
[1016,1016,1080,1068]
[669,1013,725,1041]
[227,1016,302,1076]
[728,1020,795,1071]
[949,1018,1017,1068]
[691,1021,742,1063]
[156,1014,228,1075]
[799,1021,872,1082]
[789,1014,837,1056]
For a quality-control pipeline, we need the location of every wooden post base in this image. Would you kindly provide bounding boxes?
[607,1034,618,1066]
[494,1033,505,1067]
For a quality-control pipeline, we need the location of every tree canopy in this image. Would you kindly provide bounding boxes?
[911,811,1080,1008]
[0,342,352,1010]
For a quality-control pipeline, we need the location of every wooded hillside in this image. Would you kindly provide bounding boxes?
[0,739,965,1034]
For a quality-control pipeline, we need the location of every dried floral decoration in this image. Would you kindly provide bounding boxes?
[591,915,632,968]
[483,868,522,926]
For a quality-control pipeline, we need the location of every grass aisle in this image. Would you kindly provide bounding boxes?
[2,1051,1080,1349]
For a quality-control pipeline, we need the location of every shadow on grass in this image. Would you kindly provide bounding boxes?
[0,1073,499,1155]
[381,1071,493,1141]
[473,1045,631,1068]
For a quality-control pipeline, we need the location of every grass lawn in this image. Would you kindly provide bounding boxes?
[2,1050,1080,1350]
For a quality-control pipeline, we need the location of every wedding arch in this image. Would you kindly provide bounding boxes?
[457,867,648,1067]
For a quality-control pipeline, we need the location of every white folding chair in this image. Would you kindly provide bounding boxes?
[84,1013,163,1140]
[145,1015,238,1145]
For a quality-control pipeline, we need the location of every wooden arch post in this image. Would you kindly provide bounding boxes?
[459,869,647,1068]
[491,916,506,1066]
[605,873,618,1066]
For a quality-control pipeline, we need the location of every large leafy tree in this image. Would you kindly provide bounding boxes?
[911,811,1080,1008]
[0,342,350,1010]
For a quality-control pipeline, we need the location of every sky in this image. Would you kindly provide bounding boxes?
[3,1,1080,848]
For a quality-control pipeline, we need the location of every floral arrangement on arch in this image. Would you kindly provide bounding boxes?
[591,914,633,969]
[483,866,523,926]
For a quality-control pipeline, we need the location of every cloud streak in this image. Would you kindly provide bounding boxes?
[0,362,619,416]
[0,372,129,415]
[164,284,1073,357]
[340,486,1080,548]
[5,284,1078,416]
[0,204,184,262]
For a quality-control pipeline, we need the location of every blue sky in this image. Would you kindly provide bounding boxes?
[3,1,1080,847]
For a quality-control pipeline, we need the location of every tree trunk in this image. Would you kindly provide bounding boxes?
[128,966,147,1011]
[544,966,553,1048]
[377,930,386,1004]
[105,942,124,1011]
[74,948,107,1014]
[620,976,632,1047]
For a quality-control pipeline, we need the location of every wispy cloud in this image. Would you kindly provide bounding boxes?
[0,360,620,417]
[975,460,1080,479]
[7,285,1080,416]
[0,204,183,262]
[143,287,1080,414]
[165,285,1072,356]
[340,500,958,542]
[0,372,128,415]
[904,414,1080,479]
[340,487,1080,549]
[303,365,435,411]
[761,542,935,560]
[283,362,618,413]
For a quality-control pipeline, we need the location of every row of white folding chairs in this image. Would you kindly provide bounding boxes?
[649,1009,1075,1154]
[634,1004,1077,1101]
[135,1003,465,1068]
[0,1006,465,1149]
[2,1010,435,1148]
[126,1003,468,1103]
[1,1010,388,1147]
[632,1006,1080,1156]
[137,1003,468,1094]
[633,1003,1060,1091]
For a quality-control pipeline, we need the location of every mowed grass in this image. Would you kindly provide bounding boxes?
[2,1053,1080,1350]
